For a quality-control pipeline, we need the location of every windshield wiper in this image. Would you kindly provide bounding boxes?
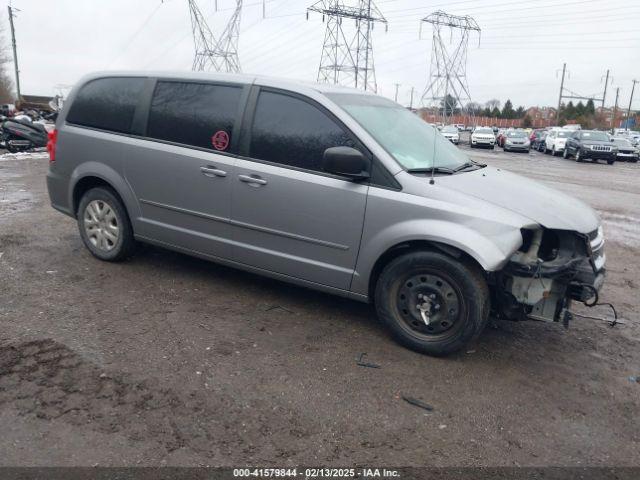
[453,161,486,172]
[407,167,455,175]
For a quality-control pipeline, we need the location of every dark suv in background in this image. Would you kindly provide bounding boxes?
[563,130,617,164]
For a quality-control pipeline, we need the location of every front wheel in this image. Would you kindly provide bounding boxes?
[575,151,582,162]
[607,159,615,165]
[563,148,569,159]
[77,187,137,262]
[374,251,489,356]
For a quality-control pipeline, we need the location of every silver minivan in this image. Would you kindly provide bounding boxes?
[46,72,606,355]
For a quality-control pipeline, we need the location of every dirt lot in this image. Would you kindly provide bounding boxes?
[1,145,639,467]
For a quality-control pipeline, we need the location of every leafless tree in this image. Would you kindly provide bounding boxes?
[485,98,501,110]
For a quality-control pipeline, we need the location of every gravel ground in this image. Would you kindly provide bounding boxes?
[0,145,639,467]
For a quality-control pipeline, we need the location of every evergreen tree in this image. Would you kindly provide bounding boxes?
[501,99,515,119]
[586,99,595,115]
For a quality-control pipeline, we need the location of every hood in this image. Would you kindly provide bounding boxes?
[582,140,613,146]
[438,166,600,233]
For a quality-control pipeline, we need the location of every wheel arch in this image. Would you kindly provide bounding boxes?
[365,240,486,303]
[68,162,140,221]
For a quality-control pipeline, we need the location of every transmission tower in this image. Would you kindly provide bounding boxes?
[307,0,387,92]
[419,11,480,123]
[188,0,242,73]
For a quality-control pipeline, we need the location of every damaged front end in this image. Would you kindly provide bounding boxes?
[493,226,606,325]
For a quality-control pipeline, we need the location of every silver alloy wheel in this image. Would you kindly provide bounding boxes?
[83,200,119,251]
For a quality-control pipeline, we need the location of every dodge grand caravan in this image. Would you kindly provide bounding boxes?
[46,72,606,356]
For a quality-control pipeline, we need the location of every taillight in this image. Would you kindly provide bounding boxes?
[47,129,58,163]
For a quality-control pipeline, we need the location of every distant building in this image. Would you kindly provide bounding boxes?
[525,106,557,126]
[16,94,57,112]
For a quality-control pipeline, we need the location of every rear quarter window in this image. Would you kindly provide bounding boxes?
[66,77,145,134]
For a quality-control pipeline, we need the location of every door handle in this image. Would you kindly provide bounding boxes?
[200,166,227,178]
[238,174,267,186]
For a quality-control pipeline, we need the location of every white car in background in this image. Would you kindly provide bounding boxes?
[545,129,570,156]
[440,125,460,144]
[470,126,496,149]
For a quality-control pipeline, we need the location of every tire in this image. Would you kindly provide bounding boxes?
[607,159,615,165]
[544,147,550,154]
[551,145,557,156]
[374,251,490,356]
[77,187,136,262]
[575,151,582,162]
[563,148,569,159]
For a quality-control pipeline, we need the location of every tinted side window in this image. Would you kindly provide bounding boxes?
[147,81,242,152]
[249,91,353,171]
[66,77,145,134]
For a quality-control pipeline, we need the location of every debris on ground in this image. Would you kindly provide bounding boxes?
[356,352,380,369]
[264,305,294,314]
[402,395,434,412]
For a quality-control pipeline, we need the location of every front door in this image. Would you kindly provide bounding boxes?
[230,89,369,290]
[124,80,246,259]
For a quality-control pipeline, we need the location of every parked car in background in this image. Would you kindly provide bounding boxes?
[469,126,495,148]
[48,72,606,356]
[563,130,617,164]
[545,129,570,156]
[496,129,507,147]
[441,125,460,145]
[453,123,465,131]
[502,130,531,153]
[611,137,639,162]
[530,129,547,151]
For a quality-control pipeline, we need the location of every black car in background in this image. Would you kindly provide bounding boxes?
[563,130,617,164]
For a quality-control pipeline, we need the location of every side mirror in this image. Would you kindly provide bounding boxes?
[322,146,370,180]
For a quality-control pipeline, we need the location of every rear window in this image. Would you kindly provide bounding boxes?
[66,77,145,134]
[147,81,243,152]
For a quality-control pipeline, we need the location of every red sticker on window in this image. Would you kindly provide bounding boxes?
[212,130,230,151]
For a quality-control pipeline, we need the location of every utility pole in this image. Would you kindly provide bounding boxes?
[308,0,387,93]
[420,11,481,124]
[625,79,638,132]
[393,83,400,102]
[7,5,21,101]
[611,87,619,131]
[556,63,566,125]
[601,69,610,109]
[409,86,415,110]
[188,0,243,73]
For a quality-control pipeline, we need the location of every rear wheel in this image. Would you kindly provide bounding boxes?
[374,251,489,356]
[575,150,582,162]
[563,148,569,159]
[77,187,136,262]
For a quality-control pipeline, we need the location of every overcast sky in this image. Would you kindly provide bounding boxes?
[6,0,640,109]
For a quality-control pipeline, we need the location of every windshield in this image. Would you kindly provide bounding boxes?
[506,130,526,138]
[581,131,610,142]
[475,128,493,134]
[328,93,470,170]
[442,126,458,133]
[556,131,569,138]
